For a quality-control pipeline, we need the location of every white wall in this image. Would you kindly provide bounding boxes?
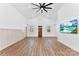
[0,29,26,51]
[0,3,27,50]
[0,3,27,30]
[26,16,57,37]
[57,3,79,52]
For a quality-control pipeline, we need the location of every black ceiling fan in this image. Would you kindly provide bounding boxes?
[31,3,53,13]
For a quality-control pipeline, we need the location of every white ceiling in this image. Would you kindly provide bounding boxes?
[10,3,64,19]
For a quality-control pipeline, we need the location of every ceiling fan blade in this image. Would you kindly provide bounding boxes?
[32,8,39,9]
[45,3,53,6]
[43,3,45,6]
[45,7,52,9]
[39,3,42,6]
[43,8,48,12]
[36,8,41,12]
[31,3,40,7]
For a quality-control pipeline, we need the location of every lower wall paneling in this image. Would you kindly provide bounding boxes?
[0,29,26,51]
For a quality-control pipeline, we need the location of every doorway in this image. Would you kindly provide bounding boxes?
[38,26,42,38]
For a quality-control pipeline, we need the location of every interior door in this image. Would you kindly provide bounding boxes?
[38,26,42,38]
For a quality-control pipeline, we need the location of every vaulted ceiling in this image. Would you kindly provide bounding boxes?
[10,3,64,19]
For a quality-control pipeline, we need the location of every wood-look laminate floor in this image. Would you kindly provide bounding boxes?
[0,37,79,56]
